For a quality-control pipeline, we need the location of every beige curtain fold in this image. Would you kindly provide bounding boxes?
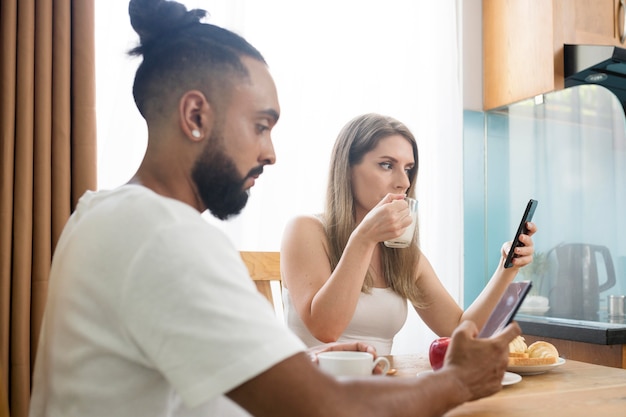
[0,1,96,416]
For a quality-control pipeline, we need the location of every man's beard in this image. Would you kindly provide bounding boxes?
[191,132,254,220]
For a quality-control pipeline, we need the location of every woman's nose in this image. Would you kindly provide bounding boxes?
[395,170,410,190]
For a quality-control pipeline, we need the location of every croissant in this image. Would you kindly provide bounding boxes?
[508,337,559,366]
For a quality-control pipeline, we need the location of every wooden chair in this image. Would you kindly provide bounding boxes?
[240,251,282,311]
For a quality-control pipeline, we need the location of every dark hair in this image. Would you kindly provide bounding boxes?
[127,0,266,120]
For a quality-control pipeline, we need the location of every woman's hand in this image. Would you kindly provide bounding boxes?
[306,341,377,362]
[501,221,537,268]
[356,193,412,244]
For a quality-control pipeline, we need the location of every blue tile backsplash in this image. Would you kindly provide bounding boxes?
[463,85,626,323]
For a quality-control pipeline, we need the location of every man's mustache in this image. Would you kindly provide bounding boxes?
[247,165,264,179]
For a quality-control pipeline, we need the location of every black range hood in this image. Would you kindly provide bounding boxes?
[564,45,626,113]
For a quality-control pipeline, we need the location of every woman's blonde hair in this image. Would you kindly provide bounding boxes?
[323,113,424,306]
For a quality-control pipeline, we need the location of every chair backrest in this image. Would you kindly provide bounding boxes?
[240,251,282,310]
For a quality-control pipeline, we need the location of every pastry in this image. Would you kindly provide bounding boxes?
[508,338,559,366]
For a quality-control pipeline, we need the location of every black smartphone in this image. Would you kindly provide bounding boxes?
[504,199,538,268]
[478,281,533,338]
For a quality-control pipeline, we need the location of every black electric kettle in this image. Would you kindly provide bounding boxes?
[547,243,616,321]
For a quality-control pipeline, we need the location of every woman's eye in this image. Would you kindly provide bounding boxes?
[380,162,392,170]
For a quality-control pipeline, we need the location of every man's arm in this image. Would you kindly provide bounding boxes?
[228,321,520,417]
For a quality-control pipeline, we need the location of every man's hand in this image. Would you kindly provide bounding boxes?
[442,321,521,401]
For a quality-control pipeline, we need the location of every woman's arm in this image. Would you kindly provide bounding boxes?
[415,222,537,337]
[461,222,537,328]
[281,215,377,341]
[281,196,411,342]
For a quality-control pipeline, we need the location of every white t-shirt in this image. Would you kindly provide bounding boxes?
[283,286,408,355]
[29,185,305,417]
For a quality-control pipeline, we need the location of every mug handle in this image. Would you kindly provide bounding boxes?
[372,357,390,375]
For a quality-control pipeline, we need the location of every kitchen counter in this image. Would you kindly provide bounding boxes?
[518,314,626,345]
[517,314,626,368]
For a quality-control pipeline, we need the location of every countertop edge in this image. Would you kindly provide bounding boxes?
[518,318,626,345]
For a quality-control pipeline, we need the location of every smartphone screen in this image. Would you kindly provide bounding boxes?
[504,199,538,268]
[478,281,533,338]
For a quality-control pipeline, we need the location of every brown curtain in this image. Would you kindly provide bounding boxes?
[0,0,96,416]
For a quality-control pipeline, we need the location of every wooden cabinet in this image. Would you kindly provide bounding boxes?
[553,0,624,90]
[557,0,619,45]
[483,0,554,110]
[482,0,626,110]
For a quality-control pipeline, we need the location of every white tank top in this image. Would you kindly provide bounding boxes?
[282,286,408,355]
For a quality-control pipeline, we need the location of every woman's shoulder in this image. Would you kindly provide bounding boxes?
[285,213,325,230]
[282,214,327,244]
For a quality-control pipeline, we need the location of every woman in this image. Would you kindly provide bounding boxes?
[281,113,536,355]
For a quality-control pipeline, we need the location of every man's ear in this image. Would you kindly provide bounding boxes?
[179,90,213,142]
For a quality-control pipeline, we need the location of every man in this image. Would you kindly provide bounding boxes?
[29,1,521,416]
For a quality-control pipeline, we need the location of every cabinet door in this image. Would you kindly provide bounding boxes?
[556,0,619,45]
[483,0,554,110]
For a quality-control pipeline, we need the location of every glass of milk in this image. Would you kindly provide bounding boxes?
[383,197,418,248]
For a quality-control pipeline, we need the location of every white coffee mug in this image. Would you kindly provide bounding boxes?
[317,351,390,377]
[384,197,418,248]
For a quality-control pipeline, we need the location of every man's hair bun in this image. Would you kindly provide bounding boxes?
[128,0,206,56]
[125,0,266,120]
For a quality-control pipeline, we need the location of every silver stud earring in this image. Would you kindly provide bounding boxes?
[192,129,201,138]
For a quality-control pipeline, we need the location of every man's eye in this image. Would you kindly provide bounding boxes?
[256,124,269,134]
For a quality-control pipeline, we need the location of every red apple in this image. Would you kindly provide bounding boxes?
[428,337,451,371]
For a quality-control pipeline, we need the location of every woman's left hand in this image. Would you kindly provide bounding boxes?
[501,221,537,268]
[306,341,377,362]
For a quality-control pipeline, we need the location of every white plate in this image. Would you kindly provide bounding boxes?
[502,371,522,386]
[518,306,550,315]
[507,357,566,375]
[417,370,521,386]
